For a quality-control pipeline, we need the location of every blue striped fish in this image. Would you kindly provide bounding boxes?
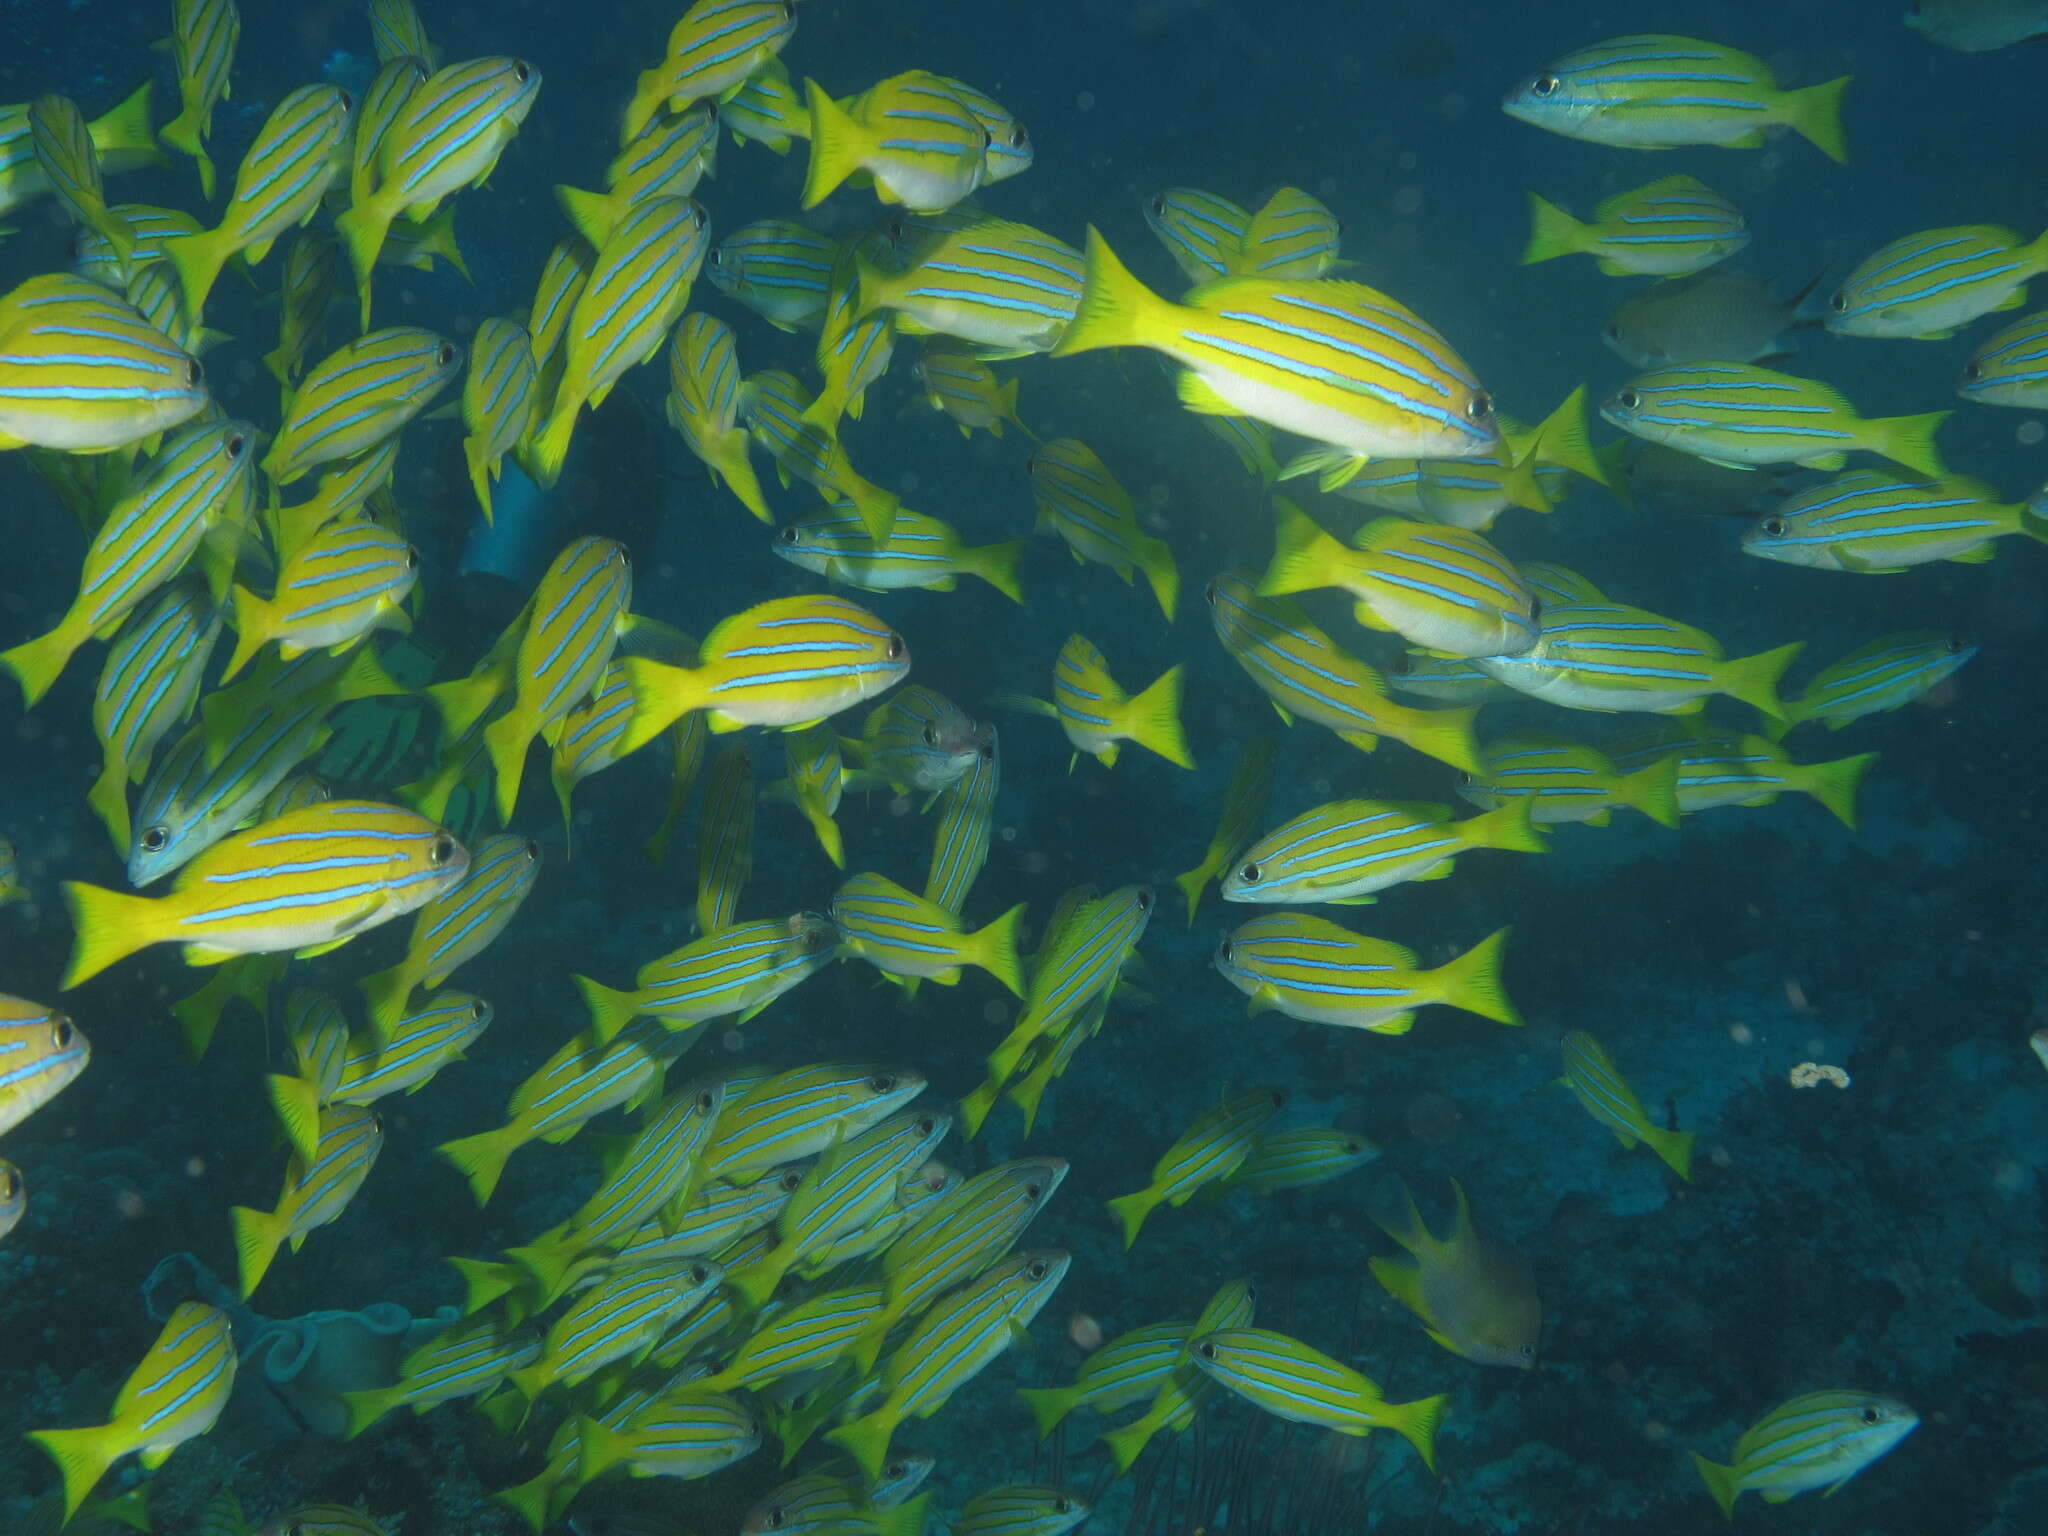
[1608,727,1875,828]
[0,272,210,451]
[708,218,838,332]
[956,1485,1089,1536]
[1221,797,1545,906]
[573,913,839,1043]
[777,719,846,867]
[858,218,1083,357]
[330,993,491,1106]
[339,1314,537,1440]
[621,593,910,749]
[127,705,330,886]
[1042,633,1191,771]
[266,434,400,563]
[1521,174,1747,276]
[461,318,537,522]
[1189,1326,1446,1468]
[1028,438,1175,619]
[798,1158,958,1276]
[163,84,353,319]
[1259,502,1537,659]
[666,311,772,523]
[1214,912,1519,1033]
[1229,186,1347,279]
[336,56,542,322]
[528,196,709,485]
[832,871,1024,993]
[915,341,1027,438]
[861,684,986,795]
[262,990,354,1162]
[72,202,202,287]
[525,235,593,409]
[358,832,539,1035]
[829,1250,1069,1480]
[28,1302,236,1522]
[1215,1125,1381,1195]
[1828,224,2048,340]
[509,1258,722,1401]
[809,245,897,426]
[739,369,899,538]
[695,1284,884,1393]
[696,740,756,934]
[64,799,468,987]
[775,500,1024,600]
[1474,600,1802,720]
[28,94,136,267]
[262,232,341,388]
[1054,232,1500,460]
[1960,309,2048,407]
[1601,362,1950,475]
[230,1101,385,1295]
[1106,1087,1284,1247]
[1692,1391,1917,1517]
[555,101,717,248]
[925,720,998,914]
[221,516,418,682]
[1742,469,2044,571]
[3,419,252,708]
[348,56,429,208]
[547,661,634,844]
[482,537,634,821]
[724,57,807,155]
[1558,1030,1694,1180]
[86,584,220,849]
[1099,1278,1256,1472]
[1017,1321,1191,1438]
[262,327,463,484]
[1144,187,1250,283]
[1775,630,1977,734]
[940,76,1032,185]
[1,83,158,228]
[369,0,437,66]
[801,70,985,214]
[624,0,798,141]
[1456,732,1681,828]
[0,996,90,1135]
[1204,570,1485,771]
[1174,737,1277,925]
[981,885,1152,1089]
[571,1388,760,1486]
[704,1061,927,1183]
[1501,35,1851,161]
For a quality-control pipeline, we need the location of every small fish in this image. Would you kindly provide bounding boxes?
[0,837,23,906]
[1609,440,1792,520]
[1213,1125,1381,1195]
[939,75,1031,185]
[692,1282,884,1392]
[857,686,985,796]
[1369,1177,1540,1368]
[1743,469,2046,571]
[1827,224,2048,340]
[1055,232,1500,459]
[1477,601,1801,720]
[231,1102,384,1295]
[1260,501,1537,659]
[71,201,202,287]
[1601,363,1950,476]
[549,662,638,845]
[1099,1277,1256,1473]
[924,722,998,914]
[1202,412,1280,484]
[1522,174,1747,277]
[624,0,797,141]
[510,1259,723,1402]
[338,1303,534,1437]
[775,501,1024,601]
[0,272,209,452]
[1205,571,1485,770]
[809,243,898,428]
[163,84,353,320]
[266,435,402,563]
[28,95,136,268]
[1216,914,1518,1034]
[916,342,1031,438]
[828,1250,1070,1479]
[1046,632,1192,770]
[1144,187,1250,284]
[347,55,429,210]
[256,1506,393,1536]
[462,318,538,523]
[1027,438,1176,620]
[1,83,158,231]
[739,369,899,538]
[573,1389,761,1485]
[0,997,89,1135]
[63,800,468,987]
[802,70,985,213]
[695,739,756,934]
[1602,269,1818,369]
[160,0,240,199]
[1457,732,1681,828]
[857,217,1084,358]
[776,720,845,866]
[527,197,709,486]
[1502,36,1851,161]
[708,218,838,332]
[1174,736,1277,925]
[28,1302,236,1522]
[337,56,542,323]
[622,593,909,748]
[832,871,1024,993]
[3,419,254,708]
[1692,1391,1918,1516]
[1611,727,1877,828]
[1227,186,1347,279]
[369,0,437,65]
[1558,1031,1694,1180]
[1960,309,2048,408]
[666,311,773,524]
[358,832,540,1037]
[526,234,594,408]
[1191,1326,1446,1466]
[263,232,342,388]
[1907,0,2048,51]
[263,327,463,485]
[724,58,808,154]
[1107,1087,1286,1247]
[222,518,418,682]
[1017,1321,1191,1438]
[1223,797,1545,906]
[704,1061,928,1183]
[555,102,717,249]
[955,1486,1088,1536]
[1774,630,1977,734]
[0,1159,22,1239]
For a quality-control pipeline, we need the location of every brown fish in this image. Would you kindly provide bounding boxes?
[1368,1176,1540,1368]
[1601,270,1822,369]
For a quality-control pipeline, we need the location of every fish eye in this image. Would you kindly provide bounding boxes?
[921,724,939,746]
[139,825,170,853]
[868,1073,898,1093]
[514,61,532,83]
[1148,193,1167,217]
[403,545,420,570]
[1759,516,1786,538]
[1961,361,1983,382]
[338,90,354,113]
[777,525,800,544]
[50,1017,75,1049]
[1946,634,1970,653]
[981,126,995,147]
[696,1090,717,1112]
[1198,1342,1219,1359]
[1237,862,1260,884]
[780,1169,805,1191]
[1217,940,1234,964]
[765,1512,787,1530]
[1024,1181,1044,1199]
[1829,290,1849,313]
[1603,322,1621,340]
[429,834,457,865]
[1204,580,1219,605]
[1616,389,1641,411]
[884,633,905,661]
[1531,74,1560,97]
[437,341,458,367]
[186,359,204,387]
[1010,125,1029,148]
[224,433,247,459]
[523,839,541,860]
[1859,1405,1881,1424]
[690,1263,711,1284]
[464,1000,488,1023]
[1465,391,1494,422]
[1028,1258,1049,1278]
[916,1115,937,1135]
[1135,889,1152,911]
[0,1167,16,1199]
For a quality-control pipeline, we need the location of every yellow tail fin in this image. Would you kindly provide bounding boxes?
[800,79,869,209]
[1800,750,1877,831]
[1257,498,1346,598]
[1518,192,1585,265]
[1617,757,1683,829]
[961,539,1026,604]
[1718,642,1803,723]
[1107,1187,1159,1249]
[1052,227,1172,358]
[1468,798,1548,855]
[973,902,1028,997]
[1122,665,1193,769]
[438,1126,521,1206]
[1783,75,1852,165]
[1692,1451,1743,1518]
[230,1202,289,1297]
[1391,702,1484,775]
[61,880,161,989]
[1382,1392,1448,1473]
[1135,533,1179,621]
[572,973,641,1044]
[483,708,535,822]
[2,615,86,710]
[27,1424,122,1524]
[1430,926,1520,1026]
[218,585,277,684]
[1867,410,1949,480]
[265,1071,324,1167]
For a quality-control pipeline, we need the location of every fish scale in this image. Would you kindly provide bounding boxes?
[572,913,840,1043]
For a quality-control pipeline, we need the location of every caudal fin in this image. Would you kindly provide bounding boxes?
[1050,227,1172,359]
[618,656,707,757]
[265,1071,324,1167]
[358,957,420,1041]
[61,880,160,989]
[163,228,231,324]
[1135,533,1180,621]
[961,539,1027,604]
[439,1125,521,1206]
[1646,1124,1696,1183]
[1392,702,1484,775]
[1107,1187,1160,1250]
[1123,665,1193,769]
[800,80,868,210]
[1017,1384,1079,1439]
[2,618,85,710]
[27,1425,120,1524]
[483,709,534,823]
[1518,192,1585,265]
[572,973,642,1045]
[1257,498,1346,598]
[972,902,1028,997]
[1718,642,1803,723]
[1529,384,1607,486]
[1801,750,1877,831]
[1867,410,1950,480]
[1382,1392,1448,1473]
[230,1202,289,1297]
[1783,75,1852,165]
[218,585,276,684]
[1467,797,1548,855]
[824,1406,898,1483]
[1616,756,1683,829]
[1430,926,1520,1026]
[1692,1451,1743,1519]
